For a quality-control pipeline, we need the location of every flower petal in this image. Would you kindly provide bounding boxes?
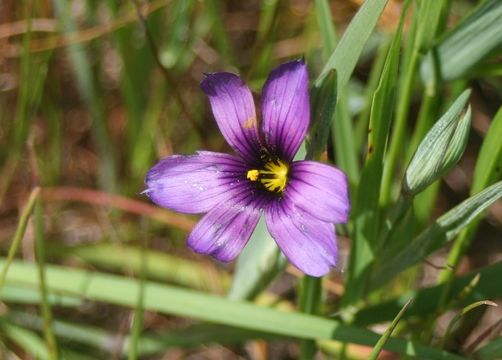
[261,60,310,161]
[201,73,262,162]
[265,197,337,277]
[286,161,350,223]
[187,191,265,262]
[145,151,249,214]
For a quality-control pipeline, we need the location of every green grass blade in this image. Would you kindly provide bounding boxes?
[343,0,409,305]
[437,105,502,308]
[0,320,49,360]
[10,311,281,357]
[367,298,413,360]
[0,284,81,306]
[354,261,502,326]
[332,92,360,183]
[441,300,497,350]
[380,0,446,205]
[354,36,391,151]
[314,0,337,58]
[61,243,229,293]
[205,0,237,64]
[0,187,39,291]
[298,275,322,359]
[1,259,467,359]
[128,244,147,360]
[373,181,502,288]
[52,0,117,192]
[421,0,502,83]
[313,0,360,182]
[470,105,502,192]
[315,0,389,91]
[34,200,58,360]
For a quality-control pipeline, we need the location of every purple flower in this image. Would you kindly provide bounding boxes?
[144,60,350,277]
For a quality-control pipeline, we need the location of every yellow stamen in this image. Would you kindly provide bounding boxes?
[246,159,289,193]
[246,169,260,181]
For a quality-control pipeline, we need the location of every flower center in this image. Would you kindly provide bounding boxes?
[246,159,289,193]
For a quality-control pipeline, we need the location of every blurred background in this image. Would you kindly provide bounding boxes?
[0,0,501,359]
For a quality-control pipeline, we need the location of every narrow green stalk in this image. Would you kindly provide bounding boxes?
[246,0,280,80]
[127,236,147,360]
[368,298,412,360]
[440,300,497,349]
[314,0,337,56]
[437,230,470,306]
[380,49,419,205]
[299,276,322,359]
[34,199,59,360]
[0,187,40,291]
[333,93,360,185]
[52,0,117,192]
[355,36,391,151]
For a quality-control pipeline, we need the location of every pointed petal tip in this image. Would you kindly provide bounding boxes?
[186,196,263,263]
[200,72,244,93]
[187,241,235,263]
[265,199,338,278]
[144,152,247,214]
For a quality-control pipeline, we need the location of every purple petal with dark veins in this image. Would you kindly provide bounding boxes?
[201,73,262,162]
[144,151,249,214]
[286,160,350,223]
[265,197,337,277]
[187,190,266,262]
[261,60,310,161]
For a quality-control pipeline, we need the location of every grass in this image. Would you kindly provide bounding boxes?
[0,0,501,359]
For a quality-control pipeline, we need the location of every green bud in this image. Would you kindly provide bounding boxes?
[404,90,472,195]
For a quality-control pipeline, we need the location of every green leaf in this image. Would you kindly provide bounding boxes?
[11,311,281,357]
[404,90,471,195]
[373,181,502,288]
[315,0,389,92]
[63,243,230,293]
[471,105,502,193]
[421,0,502,83]
[0,284,81,306]
[1,259,467,360]
[0,320,49,360]
[343,0,408,305]
[354,261,502,326]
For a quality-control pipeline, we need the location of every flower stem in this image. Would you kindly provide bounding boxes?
[0,187,40,291]
[34,198,59,360]
[299,275,322,359]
